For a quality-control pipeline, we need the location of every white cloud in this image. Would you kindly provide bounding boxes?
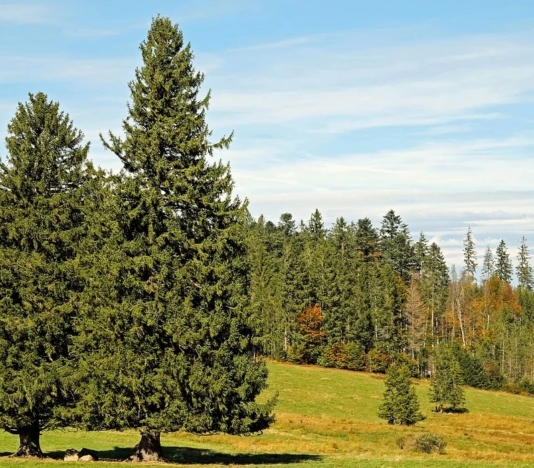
[0,3,56,24]
[0,56,136,85]
[204,31,534,132]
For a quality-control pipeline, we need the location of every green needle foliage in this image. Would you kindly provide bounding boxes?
[0,93,90,456]
[430,345,466,412]
[378,363,423,425]
[73,16,274,461]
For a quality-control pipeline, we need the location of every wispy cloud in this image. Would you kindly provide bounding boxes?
[0,56,137,85]
[0,3,56,24]
[206,31,534,132]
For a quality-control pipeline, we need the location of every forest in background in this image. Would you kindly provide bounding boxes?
[245,209,534,393]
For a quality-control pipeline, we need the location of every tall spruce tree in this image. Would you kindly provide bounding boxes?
[379,210,415,282]
[495,240,513,284]
[481,246,494,283]
[420,243,449,344]
[463,226,477,279]
[354,217,380,262]
[517,237,533,290]
[0,93,90,456]
[74,17,274,460]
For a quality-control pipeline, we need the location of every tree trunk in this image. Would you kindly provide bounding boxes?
[12,422,43,457]
[130,432,163,462]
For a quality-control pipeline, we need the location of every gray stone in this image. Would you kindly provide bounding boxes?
[64,449,79,462]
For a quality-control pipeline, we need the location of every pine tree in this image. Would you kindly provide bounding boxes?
[378,363,423,425]
[0,93,90,456]
[302,209,327,306]
[379,210,415,282]
[74,17,274,460]
[420,243,449,344]
[430,346,466,411]
[495,239,513,284]
[517,237,533,290]
[323,217,353,344]
[354,217,380,262]
[481,246,494,283]
[463,226,477,279]
[246,215,283,357]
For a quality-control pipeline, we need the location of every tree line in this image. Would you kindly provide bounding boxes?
[245,210,534,392]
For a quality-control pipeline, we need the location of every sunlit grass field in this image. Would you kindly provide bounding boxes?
[1,361,534,467]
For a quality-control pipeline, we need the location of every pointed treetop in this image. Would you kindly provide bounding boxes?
[495,239,513,284]
[517,237,533,290]
[463,226,477,279]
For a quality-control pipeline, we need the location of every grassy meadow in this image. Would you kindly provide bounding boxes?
[1,361,534,467]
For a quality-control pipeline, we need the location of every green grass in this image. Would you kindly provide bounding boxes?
[2,361,534,467]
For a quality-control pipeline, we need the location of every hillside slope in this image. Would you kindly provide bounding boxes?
[0,361,533,467]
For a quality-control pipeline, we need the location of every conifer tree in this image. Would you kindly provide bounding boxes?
[481,246,494,283]
[414,232,429,270]
[378,363,423,425]
[247,215,284,357]
[495,239,513,284]
[517,237,533,290]
[323,218,358,344]
[302,209,327,306]
[420,243,449,343]
[74,17,274,460]
[463,227,477,279]
[379,210,415,282]
[430,346,465,411]
[354,217,380,262]
[0,93,90,456]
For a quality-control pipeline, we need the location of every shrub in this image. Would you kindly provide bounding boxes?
[391,353,419,377]
[337,342,366,370]
[317,344,336,368]
[415,433,446,454]
[287,343,307,364]
[318,342,366,370]
[367,348,391,373]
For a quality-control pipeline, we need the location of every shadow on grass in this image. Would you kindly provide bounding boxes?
[433,406,469,414]
[44,446,322,465]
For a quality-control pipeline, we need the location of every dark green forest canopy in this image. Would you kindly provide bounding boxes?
[246,208,534,393]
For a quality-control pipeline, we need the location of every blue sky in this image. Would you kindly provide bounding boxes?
[1,0,534,277]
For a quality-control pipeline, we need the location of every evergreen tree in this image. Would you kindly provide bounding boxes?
[463,226,477,279]
[74,17,274,460]
[378,363,423,425]
[420,243,449,344]
[495,240,513,284]
[301,209,327,308]
[379,210,415,282]
[430,346,466,411]
[247,215,284,357]
[517,237,533,290]
[481,246,494,283]
[354,217,380,262]
[0,93,90,456]
[323,217,356,344]
[414,232,429,270]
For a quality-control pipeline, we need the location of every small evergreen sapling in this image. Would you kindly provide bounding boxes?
[378,363,423,425]
[430,346,466,412]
